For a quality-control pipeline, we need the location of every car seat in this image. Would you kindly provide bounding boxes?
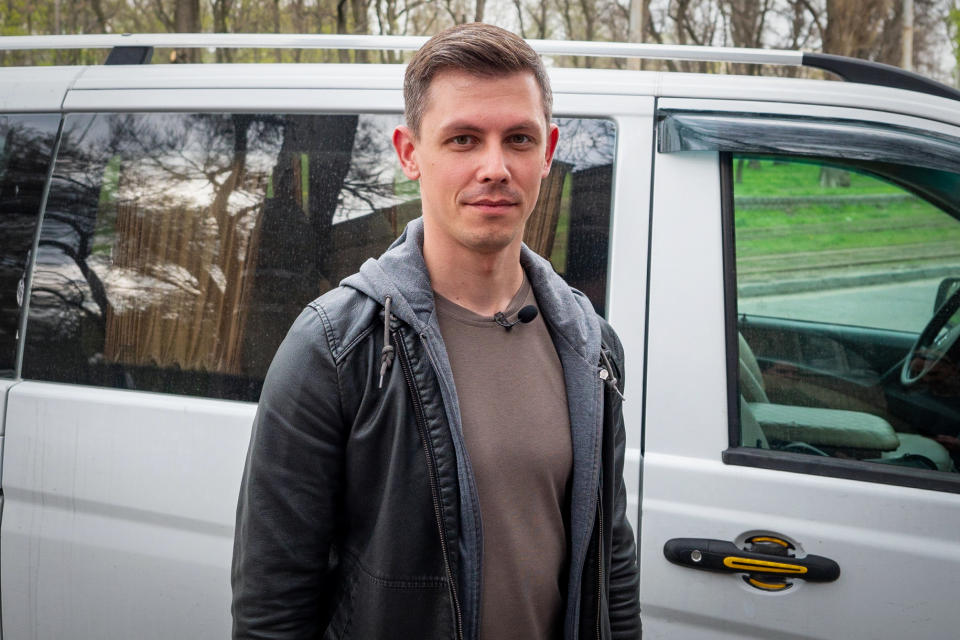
[738,333,954,471]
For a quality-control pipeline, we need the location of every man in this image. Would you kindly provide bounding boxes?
[232,23,640,640]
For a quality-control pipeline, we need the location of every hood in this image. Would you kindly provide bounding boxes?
[340,216,602,365]
[340,217,435,333]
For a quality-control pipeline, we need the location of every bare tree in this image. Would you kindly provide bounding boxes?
[174,0,202,61]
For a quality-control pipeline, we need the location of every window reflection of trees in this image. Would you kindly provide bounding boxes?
[0,115,60,376]
[25,113,617,400]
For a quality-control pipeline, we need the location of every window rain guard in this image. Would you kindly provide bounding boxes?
[658,111,960,176]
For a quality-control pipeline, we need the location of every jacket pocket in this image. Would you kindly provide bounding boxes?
[342,565,453,640]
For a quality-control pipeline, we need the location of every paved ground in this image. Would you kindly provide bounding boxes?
[739,277,944,333]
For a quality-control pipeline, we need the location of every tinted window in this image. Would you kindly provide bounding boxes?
[0,114,59,377]
[24,113,615,401]
[730,154,960,478]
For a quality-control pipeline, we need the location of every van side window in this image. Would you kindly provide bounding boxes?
[0,114,60,377]
[730,154,960,478]
[23,113,615,401]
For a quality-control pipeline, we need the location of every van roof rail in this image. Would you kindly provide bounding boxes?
[1,33,957,103]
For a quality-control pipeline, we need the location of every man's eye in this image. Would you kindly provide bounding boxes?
[451,135,474,145]
[509,134,534,144]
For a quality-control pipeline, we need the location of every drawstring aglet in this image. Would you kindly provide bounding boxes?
[379,345,395,389]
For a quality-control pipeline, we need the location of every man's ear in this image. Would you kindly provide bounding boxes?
[393,125,421,180]
[541,122,560,178]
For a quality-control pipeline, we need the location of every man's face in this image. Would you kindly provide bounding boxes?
[393,70,559,256]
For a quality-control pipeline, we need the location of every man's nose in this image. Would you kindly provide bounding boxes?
[477,144,510,183]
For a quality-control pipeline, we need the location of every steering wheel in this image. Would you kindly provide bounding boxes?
[901,284,960,387]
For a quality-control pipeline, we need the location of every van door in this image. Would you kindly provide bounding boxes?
[1,101,412,639]
[640,99,960,638]
[0,84,632,638]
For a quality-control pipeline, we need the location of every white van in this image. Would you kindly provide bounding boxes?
[1,34,959,639]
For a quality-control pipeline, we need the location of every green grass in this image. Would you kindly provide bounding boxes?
[735,158,901,197]
[733,158,959,260]
[734,200,943,231]
[737,224,960,257]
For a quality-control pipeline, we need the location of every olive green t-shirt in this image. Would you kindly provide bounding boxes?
[435,277,572,640]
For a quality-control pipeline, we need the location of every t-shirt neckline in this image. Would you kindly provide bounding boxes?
[434,275,533,327]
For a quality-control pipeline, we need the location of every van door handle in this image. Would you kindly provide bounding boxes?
[663,537,840,583]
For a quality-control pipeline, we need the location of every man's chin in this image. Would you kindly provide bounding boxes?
[459,230,521,255]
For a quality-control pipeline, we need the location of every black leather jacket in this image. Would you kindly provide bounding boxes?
[232,219,640,640]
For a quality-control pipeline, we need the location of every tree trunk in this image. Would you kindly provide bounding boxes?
[352,0,370,62]
[337,0,351,62]
[819,166,851,188]
[173,0,201,63]
[474,0,486,22]
[213,0,233,62]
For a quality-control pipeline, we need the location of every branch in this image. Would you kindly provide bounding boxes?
[795,0,824,43]
[153,0,175,30]
[512,0,528,38]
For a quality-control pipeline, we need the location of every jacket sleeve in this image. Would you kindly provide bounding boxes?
[603,325,642,639]
[232,305,347,639]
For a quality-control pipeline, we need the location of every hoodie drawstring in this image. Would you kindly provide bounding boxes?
[378,295,395,389]
[599,347,626,402]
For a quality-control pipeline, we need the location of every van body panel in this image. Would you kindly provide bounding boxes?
[0,380,13,437]
[604,104,655,451]
[654,72,960,128]
[62,87,405,113]
[1,381,254,639]
[63,63,960,130]
[0,67,80,111]
[0,380,14,484]
[70,62,408,91]
[604,98,657,530]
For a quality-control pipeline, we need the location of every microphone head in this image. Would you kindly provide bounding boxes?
[517,305,538,324]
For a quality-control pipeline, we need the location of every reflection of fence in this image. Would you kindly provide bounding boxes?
[524,161,571,258]
[326,160,575,287]
[102,159,592,376]
[323,200,420,286]
[104,200,261,375]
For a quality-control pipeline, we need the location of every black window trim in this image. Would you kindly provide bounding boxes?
[718,151,960,495]
[6,113,64,381]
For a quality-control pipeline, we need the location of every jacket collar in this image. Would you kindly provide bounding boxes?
[342,216,601,365]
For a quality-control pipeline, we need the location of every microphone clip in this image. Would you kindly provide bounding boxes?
[494,305,538,331]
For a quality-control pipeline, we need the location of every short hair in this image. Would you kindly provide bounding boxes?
[403,23,552,137]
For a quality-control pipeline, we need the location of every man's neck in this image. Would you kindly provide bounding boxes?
[424,235,525,318]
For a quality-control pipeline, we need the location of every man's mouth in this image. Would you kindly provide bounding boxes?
[460,187,523,211]
[469,199,517,207]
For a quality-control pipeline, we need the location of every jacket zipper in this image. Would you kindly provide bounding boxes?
[394,331,465,640]
[596,489,603,640]
[596,358,611,640]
